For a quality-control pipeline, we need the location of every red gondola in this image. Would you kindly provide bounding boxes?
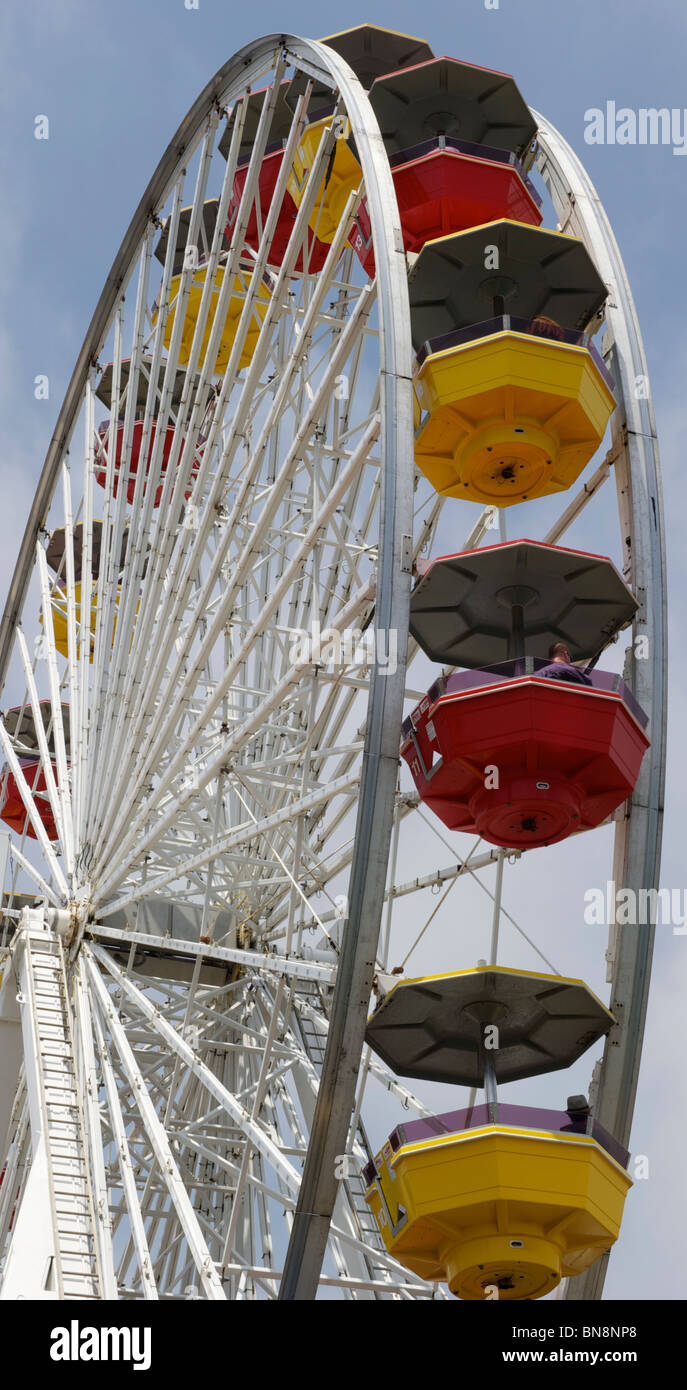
[227,154,330,273]
[95,418,202,508]
[351,139,542,277]
[0,760,60,841]
[95,357,207,508]
[401,668,649,849]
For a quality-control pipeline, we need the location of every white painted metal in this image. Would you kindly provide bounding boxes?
[0,39,664,1303]
[1,910,100,1299]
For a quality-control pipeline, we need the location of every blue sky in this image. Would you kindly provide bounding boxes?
[1,0,685,1299]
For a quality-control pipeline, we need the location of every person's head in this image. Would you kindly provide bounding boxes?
[548,641,570,663]
[531,315,564,340]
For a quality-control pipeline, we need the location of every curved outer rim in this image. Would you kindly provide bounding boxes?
[533,111,667,1302]
[0,34,415,1299]
[1,48,664,1305]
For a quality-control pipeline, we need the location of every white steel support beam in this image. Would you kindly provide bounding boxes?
[72,961,118,1297]
[89,923,337,986]
[90,1002,158,1298]
[85,953,226,1300]
[86,944,303,1197]
[1,913,62,1299]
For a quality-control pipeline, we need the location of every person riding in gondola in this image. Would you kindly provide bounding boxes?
[538,641,592,685]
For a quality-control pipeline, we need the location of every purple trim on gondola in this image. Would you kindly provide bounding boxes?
[386,135,542,208]
[401,664,648,740]
[237,139,289,166]
[414,315,614,392]
[363,1104,628,1185]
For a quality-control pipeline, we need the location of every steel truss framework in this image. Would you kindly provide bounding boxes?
[0,36,665,1302]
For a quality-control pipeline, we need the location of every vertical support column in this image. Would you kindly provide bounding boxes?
[278,42,415,1301]
[0,909,61,1299]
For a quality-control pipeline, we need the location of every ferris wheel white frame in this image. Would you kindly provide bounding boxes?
[0,33,666,1303]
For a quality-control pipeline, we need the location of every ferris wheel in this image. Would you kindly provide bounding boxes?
[0,26,666,1302]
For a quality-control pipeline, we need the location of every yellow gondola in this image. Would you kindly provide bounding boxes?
[365,1119,631,1300]
[414,326,615,505]
[288,117,362,245]
[47,582,97,661]
[156,262,271,375]
[46,584,135,663]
